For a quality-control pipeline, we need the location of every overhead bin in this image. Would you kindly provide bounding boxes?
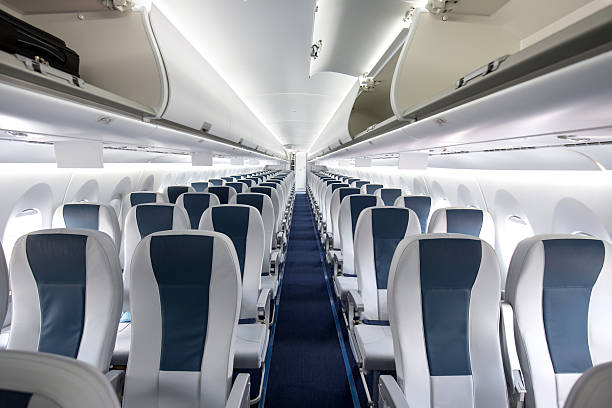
[312,0,612,158]
[309,0,413,77]
[0,2,286,159]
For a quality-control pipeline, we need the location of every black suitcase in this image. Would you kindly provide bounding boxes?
[0,9,80,77]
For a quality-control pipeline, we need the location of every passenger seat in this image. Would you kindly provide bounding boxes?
[200,205,271,399]
[0,350,120,408]
[114,203,190,366]
[345,208,420,390]
[379,234,509,408]
[506,235,612,407]
[332,194,384,301]
[52,202,121,248]
[428,207,495,247]
[7,229,122,375]
[163,185,194,204]
[122,231,250,408]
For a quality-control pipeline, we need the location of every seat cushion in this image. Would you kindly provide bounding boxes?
[354,324,394,371]
[234,323,269,370]
[111,322,131,366]
[334,275,357,299]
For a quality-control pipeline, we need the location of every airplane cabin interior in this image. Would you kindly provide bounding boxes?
[0,0,611,407]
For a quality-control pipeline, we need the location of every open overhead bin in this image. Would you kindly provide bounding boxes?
[0,1,286,158]
[312,0,612,159]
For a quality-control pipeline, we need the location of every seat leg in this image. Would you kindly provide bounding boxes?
[249,364,266,405]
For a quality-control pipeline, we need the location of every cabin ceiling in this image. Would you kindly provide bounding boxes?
[153,0,400,153]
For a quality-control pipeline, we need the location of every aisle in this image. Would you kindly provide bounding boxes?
[263,192,359,407]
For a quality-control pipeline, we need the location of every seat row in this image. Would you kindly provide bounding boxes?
[307,170,612,408]
[0,170,294,407]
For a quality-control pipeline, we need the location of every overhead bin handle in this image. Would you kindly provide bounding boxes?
[455,55,508,89]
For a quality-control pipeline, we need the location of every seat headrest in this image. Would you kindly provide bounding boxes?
[376,188,403,205]
[208,186,235,204]
[226,182,246,193]
[129,191,161,207]
[208,178,225,186]
[165,186,192,204]
[428,207,495,247]
[395,195,432,233]
[363,184,384,195]
[176,193,220,229]
[336,187,361,203]
[191,182,208,192]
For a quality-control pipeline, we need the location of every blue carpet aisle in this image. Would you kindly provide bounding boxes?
[263,192,362,407]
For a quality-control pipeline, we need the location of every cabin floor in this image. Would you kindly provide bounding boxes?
[262,192,367,407]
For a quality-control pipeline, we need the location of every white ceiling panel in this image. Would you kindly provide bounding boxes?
[153,0,357,151]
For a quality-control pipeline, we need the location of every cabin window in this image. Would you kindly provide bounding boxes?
[2,208,43,262]
[502,215,533,269]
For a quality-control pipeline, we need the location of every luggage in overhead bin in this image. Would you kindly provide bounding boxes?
[0,9,80,77]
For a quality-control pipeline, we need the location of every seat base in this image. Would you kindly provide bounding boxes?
[354,324,395,372]
[334,275,357,300]
[234,323,269,370]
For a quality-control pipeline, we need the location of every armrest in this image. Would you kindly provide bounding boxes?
[269,250,281,276]
[500,302,526,408]
[225,373,250,408]
[347,289,364,328]
[332,251,343,276]
[378,375,409,408]
[257,288,272,327]
[105,370,125,398]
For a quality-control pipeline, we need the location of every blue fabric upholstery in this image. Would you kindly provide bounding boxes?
[240,179,253,187]
[542,239,604,374]
[150,235,213,371]
[402,196,431,234]
[183,194,212,229]
[191,182,208,192]
[371,208,410,289]
[130,192,156,207]
[0,390,32,406]
[446,209,483,237]
[365,184,383,195]
[419,238,482,376]
[380,189,402,206]
[355,181,369,188]
[251,187,273,199]
[226,182,244,193]
[222,177,234,182]
[208,179,224,187]
[208,187,230,204]
[135,205,175,238]
[349,196,378,237]
[167,186,189,204]
[62,204,99,230]
[338,188,360,203]
[26,234,87,358]
[236,194,264,215]
[331,183,349,193]
[211,206,249,277]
